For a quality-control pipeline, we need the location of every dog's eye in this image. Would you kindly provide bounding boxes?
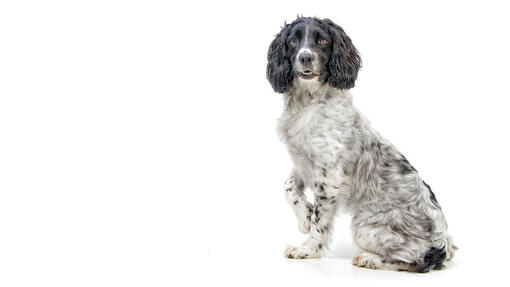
[318,39,328,45]
[289,40,297,47]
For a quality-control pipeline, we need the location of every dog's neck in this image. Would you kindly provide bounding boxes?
[283,80,350,113]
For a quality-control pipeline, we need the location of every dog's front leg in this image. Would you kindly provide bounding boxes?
[284,170,313,234]
[284,182,338,259]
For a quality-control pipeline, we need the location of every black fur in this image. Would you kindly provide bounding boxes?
[266,17,361,93]
[266,22,294,93]
[321,18,361,90]
[423,181,441,209]
[414,247,447,273]
[398,157,417,175]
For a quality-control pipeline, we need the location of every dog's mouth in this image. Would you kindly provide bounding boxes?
[299,70,319,80]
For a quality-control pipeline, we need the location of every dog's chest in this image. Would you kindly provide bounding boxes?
[278,103,349,172]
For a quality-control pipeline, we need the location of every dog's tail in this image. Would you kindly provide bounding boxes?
[407,235,457,273]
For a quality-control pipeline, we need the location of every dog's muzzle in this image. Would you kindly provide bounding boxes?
[297,49,319,80]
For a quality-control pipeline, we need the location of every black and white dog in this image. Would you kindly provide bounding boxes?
[267,16,456,272]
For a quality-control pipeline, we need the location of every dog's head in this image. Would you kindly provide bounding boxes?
[266,17,361,93]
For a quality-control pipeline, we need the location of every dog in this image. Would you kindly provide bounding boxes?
[266,16,456,272]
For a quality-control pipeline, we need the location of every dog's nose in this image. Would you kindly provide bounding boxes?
[298,52,315,65]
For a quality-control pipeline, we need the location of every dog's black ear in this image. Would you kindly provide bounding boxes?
[266,23,294,93]
[323,19,361,90]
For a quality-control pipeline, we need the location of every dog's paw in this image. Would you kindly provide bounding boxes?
[284,246,319,259]
[298,219,310,234]
[352,252,382,269]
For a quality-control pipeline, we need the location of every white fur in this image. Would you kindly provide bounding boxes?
[278,83,455,272]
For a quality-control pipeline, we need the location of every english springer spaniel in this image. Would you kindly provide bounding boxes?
[266,16,456,272]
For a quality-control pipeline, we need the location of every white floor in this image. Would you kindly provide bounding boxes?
[186,216,474,287]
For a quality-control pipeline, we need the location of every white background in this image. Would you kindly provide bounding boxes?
[1,0,509,286]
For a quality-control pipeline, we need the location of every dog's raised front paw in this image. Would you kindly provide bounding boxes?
[284,246,319,259]
[297,203,313,234]
[298,219,310,234]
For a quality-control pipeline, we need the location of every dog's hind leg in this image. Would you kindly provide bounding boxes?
[352,251,385,269]
[352,251,417,271]
[352,222,446,272]
[284,170,313,234]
